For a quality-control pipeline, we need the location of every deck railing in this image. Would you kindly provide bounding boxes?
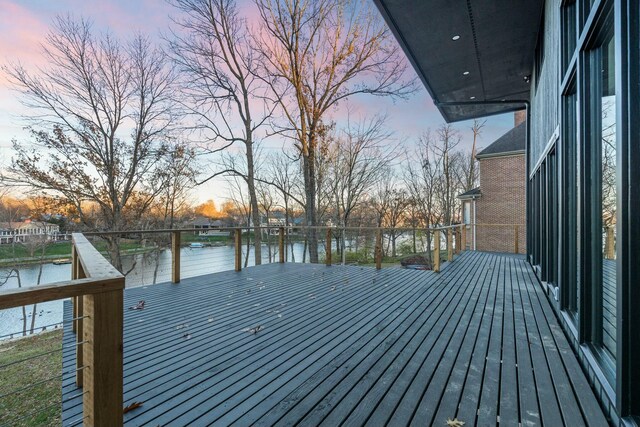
[0,222,522,426]
[0,233,124,426]
[83,225,466,276]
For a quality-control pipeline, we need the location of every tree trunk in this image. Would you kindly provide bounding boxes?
[303,150,319,263]
[246,141,262,265]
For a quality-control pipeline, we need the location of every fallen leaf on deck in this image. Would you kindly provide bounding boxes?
[330,286,336,291]
[446,418,465,427]
[182,333,191,339]
[123,402,143,413]
[242,325,263,334]
[129,300,145,310]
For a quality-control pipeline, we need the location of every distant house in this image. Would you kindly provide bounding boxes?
[458,112,526,254]
[191,217,228,236]
[0,220,61,244]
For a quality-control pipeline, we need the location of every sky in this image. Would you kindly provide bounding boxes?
[0,0,515,205]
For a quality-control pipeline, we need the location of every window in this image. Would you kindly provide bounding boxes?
[585,9,616,379]
[562,1,577,74]
[463,202,471,224]
[562,81,580,319]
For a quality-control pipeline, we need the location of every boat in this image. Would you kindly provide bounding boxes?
[189,242,205,248]
[53,258,72,265]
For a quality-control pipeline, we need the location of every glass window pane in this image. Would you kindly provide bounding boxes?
[599,31,616,362]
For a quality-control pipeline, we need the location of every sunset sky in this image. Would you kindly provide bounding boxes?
[0,0,515,205]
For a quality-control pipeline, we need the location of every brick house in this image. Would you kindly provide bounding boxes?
[458,112,526,254]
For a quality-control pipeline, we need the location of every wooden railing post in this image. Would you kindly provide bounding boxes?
[375,229,382,270]
[326,228,332,266]
[461,224,467,251]
[83,283,124,426]
[514,225,519,254]
[279,227,285,263]
[171,231,180,284]
[455,227,461,254]
[447,228,453,262]
[434,230,441,273]
[375,229,383,270]
[235,229,242,272]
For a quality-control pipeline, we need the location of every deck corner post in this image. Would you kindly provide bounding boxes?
[434,230,441,273]
[83,282,124,427]
[171,231,180,284]
[326,228,332,266]
[375,229,382,270]
[447,228,453,262]
[514,224,520,254]
[234,229,242,272]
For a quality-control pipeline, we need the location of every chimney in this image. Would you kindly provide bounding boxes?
[514,110,526,127]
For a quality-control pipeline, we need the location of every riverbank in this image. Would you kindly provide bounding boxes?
[0,330,62,426]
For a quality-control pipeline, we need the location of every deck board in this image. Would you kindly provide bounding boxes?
[61,251,609,426]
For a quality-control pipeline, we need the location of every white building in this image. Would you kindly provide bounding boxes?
[0,220,61,244]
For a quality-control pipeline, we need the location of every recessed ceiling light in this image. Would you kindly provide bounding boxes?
[452,35,460,41]
[470,96,476,100]
[463,71,470,75]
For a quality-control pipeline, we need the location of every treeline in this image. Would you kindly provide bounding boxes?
[0,0,483,269]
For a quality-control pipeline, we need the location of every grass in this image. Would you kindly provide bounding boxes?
[0,330,63,426]
[323,249,451,268]
[0,239,149,263]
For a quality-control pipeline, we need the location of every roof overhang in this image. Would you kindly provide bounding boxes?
[457,187,482,200]
[476,149,526,160]
[373,0,544,122]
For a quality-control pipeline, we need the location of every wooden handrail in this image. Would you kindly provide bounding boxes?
[0,276,123,310]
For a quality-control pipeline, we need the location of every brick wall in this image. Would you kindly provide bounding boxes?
[475,154,527,254]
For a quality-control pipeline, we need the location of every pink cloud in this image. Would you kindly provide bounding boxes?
[0,0,50,68]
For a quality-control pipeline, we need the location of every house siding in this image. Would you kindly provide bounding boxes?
[530,0,560,172]
[475,154,527,254]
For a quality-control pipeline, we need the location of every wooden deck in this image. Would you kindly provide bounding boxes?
[61,251,609,426]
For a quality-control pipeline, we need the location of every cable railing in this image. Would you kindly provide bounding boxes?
[81,224,488,284]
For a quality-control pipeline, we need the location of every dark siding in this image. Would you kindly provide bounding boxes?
[530,0,561,172]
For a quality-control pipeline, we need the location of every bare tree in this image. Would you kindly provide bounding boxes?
[256,181,276,262]
[168,0,274,265]
[255,0,415,262]
[404,132,442,262]
[383,188,408,257]
[266,152,304,261]
[466,119,485,191]
[434,124,462,226]
[327,115,396,260]
[2,17,181,270]
[225,173,253,267]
